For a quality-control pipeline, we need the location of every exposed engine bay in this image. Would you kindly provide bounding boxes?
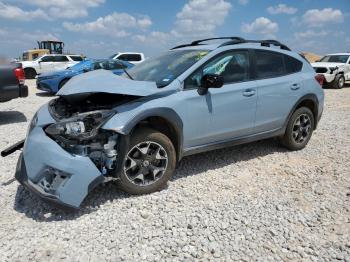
[45,93,140,176]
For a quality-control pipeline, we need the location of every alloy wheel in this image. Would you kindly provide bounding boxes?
[292,113,312,144]
[124,141,168,186]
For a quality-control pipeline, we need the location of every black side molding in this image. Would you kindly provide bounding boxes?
[1,139,25,157]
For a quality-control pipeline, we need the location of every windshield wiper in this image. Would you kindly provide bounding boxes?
[115,60,133,80]
[123,68,134,80]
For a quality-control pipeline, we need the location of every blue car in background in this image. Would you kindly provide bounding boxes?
[36,59,134,94]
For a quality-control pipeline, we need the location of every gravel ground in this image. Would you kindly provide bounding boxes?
[0,80,349,261]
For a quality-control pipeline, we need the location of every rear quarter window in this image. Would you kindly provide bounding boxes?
[284,55,303,74]
[70,56,83,61]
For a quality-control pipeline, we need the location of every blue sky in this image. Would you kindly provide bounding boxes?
[0,0,349,59]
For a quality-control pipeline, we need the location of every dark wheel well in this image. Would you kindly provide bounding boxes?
[131,116,180,161]
[58,78,70,90]
[24,68,37,79]
[295,99,318,129]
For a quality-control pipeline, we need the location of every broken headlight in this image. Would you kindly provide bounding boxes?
[45,110,114,140]
[329,67,338,74]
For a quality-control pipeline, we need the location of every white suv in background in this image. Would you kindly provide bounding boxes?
[110,52,145,64]
[21,54,83,79]
[311,53,350,89]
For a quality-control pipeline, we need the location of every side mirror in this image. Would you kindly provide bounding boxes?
[198,74,224,95]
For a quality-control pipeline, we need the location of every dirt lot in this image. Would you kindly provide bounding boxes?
[0,80,349,261]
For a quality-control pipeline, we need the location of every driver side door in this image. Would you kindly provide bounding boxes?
[38,56,55,73]
[182,50,257,148]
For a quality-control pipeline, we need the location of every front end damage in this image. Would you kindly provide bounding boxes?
[14,92,140,209]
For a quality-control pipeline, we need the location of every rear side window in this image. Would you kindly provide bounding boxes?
[70,56,83,61]
[255,50,285,79]
[118,54,142,62]
[53,56,69,62]
[284,55,303,74]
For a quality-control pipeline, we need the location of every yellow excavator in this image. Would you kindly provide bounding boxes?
[22,40,65,61]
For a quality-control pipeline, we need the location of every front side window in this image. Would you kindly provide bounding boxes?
[255,50,285,79]
[125,50,209,87]
[320,55,349,63]
[185,50,250,89]
[40,56,54,62]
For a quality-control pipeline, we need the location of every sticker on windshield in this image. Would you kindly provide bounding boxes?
[195,51,209,61]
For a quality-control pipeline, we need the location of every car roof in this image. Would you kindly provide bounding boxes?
[174,42,294,54]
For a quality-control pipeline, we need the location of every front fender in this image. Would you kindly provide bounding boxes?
[102,107,183,134]
[102,107,184,157]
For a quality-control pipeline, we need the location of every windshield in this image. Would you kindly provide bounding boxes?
[320,55,349,63]
[126,50,209,87]
[69,60,92,70]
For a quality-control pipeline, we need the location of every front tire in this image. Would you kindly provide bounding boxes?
[332,74,345,89]
[280,107,314,151]
[119,128,176,195]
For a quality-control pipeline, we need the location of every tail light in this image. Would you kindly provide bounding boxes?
[14,67,25,85]
[315,74,324,87]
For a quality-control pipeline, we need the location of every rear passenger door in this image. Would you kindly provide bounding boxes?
[253,49,303,133]
[52,56,70,71]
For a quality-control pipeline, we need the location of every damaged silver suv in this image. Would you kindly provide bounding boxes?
[3,37,324,209]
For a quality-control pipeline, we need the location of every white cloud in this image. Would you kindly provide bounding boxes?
[172,0,232,38]
[241,17,279,38]
[303,8,344,27]
[238,0,249,5]
[294,30,328,39]
[0,2,49,20]
[267,4,297,15]
[63,12,152,37]
[5,0,105,19]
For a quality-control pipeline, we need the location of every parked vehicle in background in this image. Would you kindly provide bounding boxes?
[4,37,325,209]
[311,53,350,89]
[0,63,28,102]
[37,59,134,94]
[22,40,66,61]
[21,54,83,79]
[110,52,145,64]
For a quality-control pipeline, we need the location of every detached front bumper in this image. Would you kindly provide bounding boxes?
[15,105,105,209]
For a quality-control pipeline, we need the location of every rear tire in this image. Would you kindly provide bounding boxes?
[332,74,345,89]
[24,68,36,79]
[119,127,176,195]
[280,107,314,151]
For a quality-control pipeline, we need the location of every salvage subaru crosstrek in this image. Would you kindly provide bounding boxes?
[2,37,324,209]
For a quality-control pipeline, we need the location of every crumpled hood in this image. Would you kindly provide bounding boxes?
[311,62,344,68]
[57,69,160,97]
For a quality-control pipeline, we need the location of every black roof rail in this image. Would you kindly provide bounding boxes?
[170,37,246,50]
[219,39,291,51]
[170,37,291,51]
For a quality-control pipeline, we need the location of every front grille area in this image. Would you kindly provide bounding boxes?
[314,67,328,74]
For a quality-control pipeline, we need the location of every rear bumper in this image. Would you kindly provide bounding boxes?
[0,84,28,102]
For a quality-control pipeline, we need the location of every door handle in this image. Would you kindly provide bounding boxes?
[291,83,300,90]
[242,89,256,97]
